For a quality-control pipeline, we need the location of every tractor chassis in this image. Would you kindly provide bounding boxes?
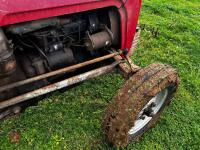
[0,49,140,119]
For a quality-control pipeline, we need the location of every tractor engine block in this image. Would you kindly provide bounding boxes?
[0,8,120,102]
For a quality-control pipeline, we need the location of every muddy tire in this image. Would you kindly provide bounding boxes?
[102,63,180,147]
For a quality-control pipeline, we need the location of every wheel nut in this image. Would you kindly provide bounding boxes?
[148,112,155,117]
[139,115,146,120]
[150,102,156,107]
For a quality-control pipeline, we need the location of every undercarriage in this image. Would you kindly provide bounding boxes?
[0,6,179,148]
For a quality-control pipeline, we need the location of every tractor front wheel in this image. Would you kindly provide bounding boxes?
[102,63,180,147]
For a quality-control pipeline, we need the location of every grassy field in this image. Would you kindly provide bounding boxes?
[0,0,200,149]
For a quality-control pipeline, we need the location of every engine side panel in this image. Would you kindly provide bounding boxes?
[123,0,142,49]
[0,0,123,26]
[0,0,142,50]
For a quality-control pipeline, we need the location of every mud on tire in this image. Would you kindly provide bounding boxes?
[102,63,180,147]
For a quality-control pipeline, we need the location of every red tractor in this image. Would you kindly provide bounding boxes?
[0,0,179,147]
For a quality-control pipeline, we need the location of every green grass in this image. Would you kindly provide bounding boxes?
[1,0,200,149]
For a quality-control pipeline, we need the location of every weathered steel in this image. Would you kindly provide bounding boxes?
[84,29,113,51]
[0,52,120,93]
[0,28,16,77]
[113,53,140,79]
[7,17,70,34]
[114,55,131,78]
[125,55,141,72]
[0,61,121,110]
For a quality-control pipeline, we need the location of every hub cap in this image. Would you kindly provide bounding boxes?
[128,89,168,135]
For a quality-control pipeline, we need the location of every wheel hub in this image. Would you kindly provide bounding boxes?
[128,89,168,135]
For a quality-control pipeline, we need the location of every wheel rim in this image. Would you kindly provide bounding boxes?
[128,89,168,135]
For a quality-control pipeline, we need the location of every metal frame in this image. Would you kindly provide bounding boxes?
[0,61,121,110]
[0,50,140,118]
[0,52,121,93]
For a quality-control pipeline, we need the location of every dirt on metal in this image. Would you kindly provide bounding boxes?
[102,63,180,147]
[0,52,120,93]
[0,61,120,110]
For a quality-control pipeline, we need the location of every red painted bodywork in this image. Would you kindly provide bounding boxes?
[0,0,142,50]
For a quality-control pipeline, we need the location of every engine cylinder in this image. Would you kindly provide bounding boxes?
[47,48,75,70]
[84,29,113,51]
[0,28,16,78]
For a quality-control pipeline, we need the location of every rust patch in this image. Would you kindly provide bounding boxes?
[9,131,21,144]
